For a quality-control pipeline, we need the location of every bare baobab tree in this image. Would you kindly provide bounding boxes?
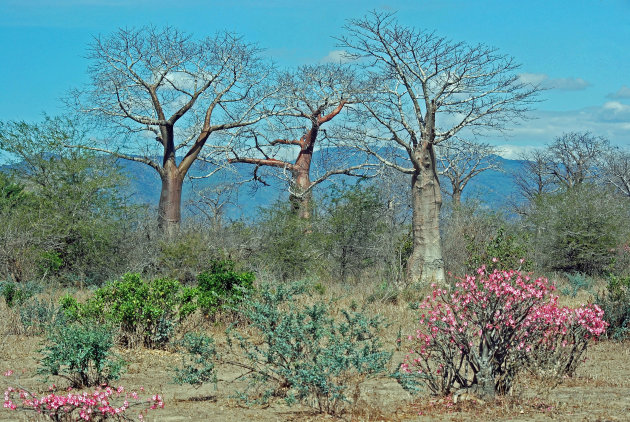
[338,11,540,284]
[68,26,274,235]
[512,149,557,203]
[601,147,630,198]
[437,139,502,208]
[544,132,609,189]
[221,64,374,219]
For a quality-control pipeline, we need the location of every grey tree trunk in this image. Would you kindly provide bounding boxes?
[406,143,446,285]
[158,162,183,238]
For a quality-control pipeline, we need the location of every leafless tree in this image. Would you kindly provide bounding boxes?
[337,11,539,285]
[67,26,274,235]
[601,148,630,198]
[437,138,503,207]
[216,64,375,219]
[544,132,609,189]
[187,183,236,229]
[512,149,557,204]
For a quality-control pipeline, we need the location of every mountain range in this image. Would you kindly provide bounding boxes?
[120,152,525,221]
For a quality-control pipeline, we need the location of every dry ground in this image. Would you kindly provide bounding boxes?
[1,281,629,421]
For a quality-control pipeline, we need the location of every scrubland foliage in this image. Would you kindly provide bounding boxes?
[402,266,607,398]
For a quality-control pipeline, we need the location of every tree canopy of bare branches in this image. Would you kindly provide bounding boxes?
[68,26,274,235]
[544,132,609,189]
[437,139,503,207]
[602,147,630,198]
[337,11,539,284]
[220,64,375,219]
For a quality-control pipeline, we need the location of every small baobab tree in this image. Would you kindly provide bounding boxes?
[221,64,374,219]
[437,138,502,208]
[601,147,630,198]
[544,132,609,189]
[338,11,539,285]
[68,26,273,235]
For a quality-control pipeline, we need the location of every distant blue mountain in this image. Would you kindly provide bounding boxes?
[120,152,525,220]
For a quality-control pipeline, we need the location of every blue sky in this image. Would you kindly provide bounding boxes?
[1,0,629,157]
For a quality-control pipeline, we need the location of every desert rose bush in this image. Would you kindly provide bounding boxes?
[3,375,163,421]
[401,266,607,398]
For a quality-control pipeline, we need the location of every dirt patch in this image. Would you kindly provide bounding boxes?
[1,335,629,421]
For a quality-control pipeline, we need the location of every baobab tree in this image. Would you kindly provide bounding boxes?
[601,147,630,198]
[68,26,273,235]
[544,132,609,189]
[512,149,557,203]
[222,64,373,219]
[338,11,539,284]
[437,138,502,208]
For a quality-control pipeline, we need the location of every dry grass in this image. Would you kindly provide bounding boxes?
[1,278,629,421]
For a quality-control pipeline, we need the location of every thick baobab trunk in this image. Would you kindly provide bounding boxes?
[289,136,314,220]
[158,162,183,237]
[289,168,312,219]
[406,143,446,285]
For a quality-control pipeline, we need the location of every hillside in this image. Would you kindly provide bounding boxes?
[120,153,524,220]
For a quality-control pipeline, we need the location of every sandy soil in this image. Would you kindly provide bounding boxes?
[1,334,629,422]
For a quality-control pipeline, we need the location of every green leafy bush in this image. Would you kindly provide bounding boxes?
[465,226,531,273]
[527,185,629,274]
[0,281,39,308]
[196,260,254,317]
[255,202,320,281]
[227,283,391,415]
[60,273,198,348]
[597,273,630,339]
[38,324,125,388]
[561,272,595,298]
[173,333,217,388]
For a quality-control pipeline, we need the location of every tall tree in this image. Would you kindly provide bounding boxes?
[69,26,273,235]
[338,11,539,284]
[601,147,630,198]
[222,64,372,219]
[512,149,557,204]
[0,117,133,282]
[544,132,609,189]
[437,139,502,207]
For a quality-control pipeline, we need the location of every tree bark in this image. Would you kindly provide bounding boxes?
[452,188,462,208]
[289,128,315,220]
[157,161,183,238]
[290,162,312,219]
[406,143,446,285]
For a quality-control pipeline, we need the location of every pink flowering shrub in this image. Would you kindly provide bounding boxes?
[3,379,163,421]
[401,266,607,398]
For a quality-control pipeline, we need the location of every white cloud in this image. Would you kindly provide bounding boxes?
[518,73,590,91]
[518,73,548,85]
[507,102,630,147]
[608,85,630,99]
[495,144,541,160]
[320,50,353,64]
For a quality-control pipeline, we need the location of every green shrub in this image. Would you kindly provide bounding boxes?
[38,324,124,388]
[597,273,630,339]
[254,202,321,281]
[60,273,198,348]
[561,272,595,298]
[227,283,391,415]
[173,333,217,388]
[19,298,65,335]
[527,185,629,274]
[0,281,39,308]
[465,226,531,273]
[196,260,254,317]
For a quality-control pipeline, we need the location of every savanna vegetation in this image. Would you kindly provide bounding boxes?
[1,11,629,422]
